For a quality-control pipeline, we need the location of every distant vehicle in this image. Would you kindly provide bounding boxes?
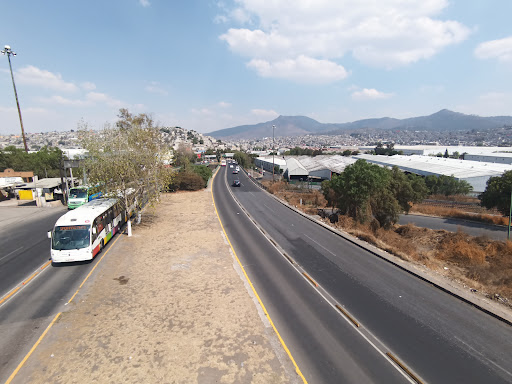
[230,164,233,168]
[236,166,240,171]
[221,159,227,166]
[233,180,241,187]
[67,186,102,209]
[233,169,239,174]
[49,198,125,263]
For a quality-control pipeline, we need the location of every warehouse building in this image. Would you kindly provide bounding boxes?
[464,153,512,164]
[354,154,512,194]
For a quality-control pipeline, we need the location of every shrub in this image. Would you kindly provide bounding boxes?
[168,172,205,191]
[192,164,212,186]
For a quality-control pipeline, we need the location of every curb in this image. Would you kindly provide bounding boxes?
[243,168,512,327]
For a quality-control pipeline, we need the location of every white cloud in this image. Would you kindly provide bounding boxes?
[16,65,78,92]
[139,0,150,7]
[81,82,96,91]
[37,92,124,108]
[475,36,512,63]
[251,109,279,119]
[145,82,168,96]
[219,0,470,81]
[191,108,214,115]
[352,88,394,100]
[218,101,232,108]
[248,55,348,84]
[39,95,90,106]
[86,92,123,107]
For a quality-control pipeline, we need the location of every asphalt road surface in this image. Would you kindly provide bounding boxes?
[399,213,508,241]
[0,205,120,382]
[0,206,66,298]
[216,165,512,384]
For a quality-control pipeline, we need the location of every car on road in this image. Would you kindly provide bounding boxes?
[233,180,241,187]
[230,164,233,168]
[233,169,239,174]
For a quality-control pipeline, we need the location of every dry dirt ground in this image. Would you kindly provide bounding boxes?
[13,188,297,384]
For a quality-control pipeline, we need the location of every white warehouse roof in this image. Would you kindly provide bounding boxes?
[295,155,357,175]
[354,154,512,193]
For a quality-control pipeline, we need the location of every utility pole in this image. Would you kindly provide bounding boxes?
[2,45,28,152]
[272,125,275,182]
[508,188,512,240]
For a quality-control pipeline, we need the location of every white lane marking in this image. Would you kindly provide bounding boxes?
[454,335,512,378]
[0,246,24,262]
[225,167,417,382]
[249,192,256,197]
[304,234,337,257]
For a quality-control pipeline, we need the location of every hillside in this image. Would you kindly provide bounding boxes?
[207,110,512,140]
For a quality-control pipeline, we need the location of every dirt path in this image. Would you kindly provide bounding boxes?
[13,187,297,383]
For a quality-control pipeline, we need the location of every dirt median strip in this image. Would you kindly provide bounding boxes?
[14,190,296,384]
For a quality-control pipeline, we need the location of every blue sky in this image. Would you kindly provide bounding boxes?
[1,0,512,136]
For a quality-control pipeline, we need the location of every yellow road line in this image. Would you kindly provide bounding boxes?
[6,232,124,383]
[21,271,39,286]
[335,304,360,328]
[302,272,319,287]
[0,261,52,306]
[212,170,308,383]
[386,352,424,384]
[5,312,62,384]
[0,287,20,305]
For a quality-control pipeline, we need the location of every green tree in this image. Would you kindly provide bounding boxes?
[342,149,352,156]
[370,188,401,228]
[480,170,512,216]
[0,145,63,178]
[79,108,173,235]
[328,159,391,223]
[389,167,428,213]
[321,161,427,228]
[233,151,252,168]
[191,164,212,187]
[425,175,473,196]
[375,142,398,156]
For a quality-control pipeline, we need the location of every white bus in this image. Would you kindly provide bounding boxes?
[49,198,126,263]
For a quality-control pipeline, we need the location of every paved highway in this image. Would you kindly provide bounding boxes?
[0,206,66,298]
[0,206,119,382]
[399,213,508,241]
[217,165,512,383]
[216,167,409,383]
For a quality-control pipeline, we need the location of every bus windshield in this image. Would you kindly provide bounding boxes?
[52,225,91,250]
[69,189,88,199]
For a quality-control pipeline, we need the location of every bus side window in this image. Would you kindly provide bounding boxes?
[96,216,104,232]
[92,219,98,242]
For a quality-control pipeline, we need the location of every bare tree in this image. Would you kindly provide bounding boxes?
[79,109,173,235]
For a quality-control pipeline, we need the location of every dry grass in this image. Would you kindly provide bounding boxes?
[338,219,512,306]
[411,205,508,226]
[260,180,512,307]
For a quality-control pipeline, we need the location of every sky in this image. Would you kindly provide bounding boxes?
[1,0,512,136]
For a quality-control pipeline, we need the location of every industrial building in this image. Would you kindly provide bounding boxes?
[254,155,357,182]
[354,154,512,194]
[358,145,512,157]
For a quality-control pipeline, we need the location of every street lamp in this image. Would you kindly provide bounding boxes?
[272,124,275,182]
[2,45,28,152]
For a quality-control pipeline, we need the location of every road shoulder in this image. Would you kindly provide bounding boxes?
[13,190,295,383]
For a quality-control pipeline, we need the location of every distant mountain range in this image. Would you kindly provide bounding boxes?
[207,110,512,140]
